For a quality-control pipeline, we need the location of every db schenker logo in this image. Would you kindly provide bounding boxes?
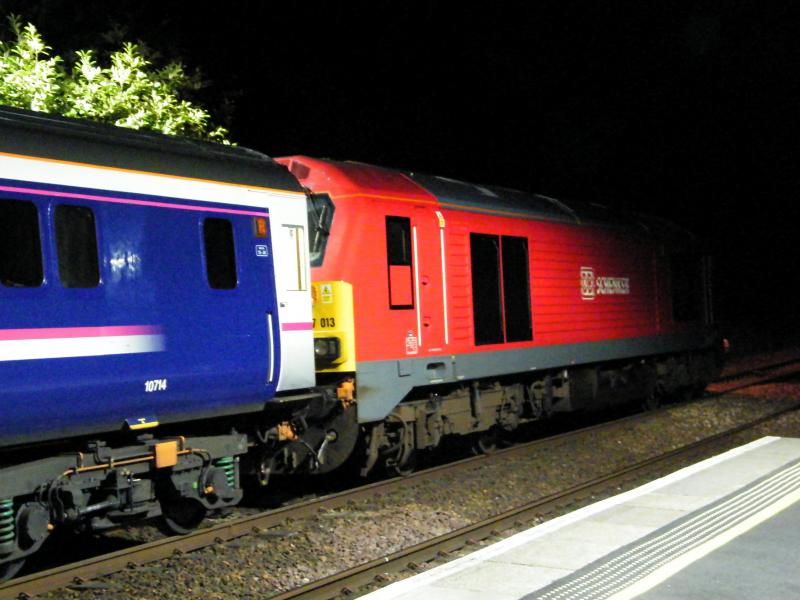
[580,267,596,300]
[581,267,630,300]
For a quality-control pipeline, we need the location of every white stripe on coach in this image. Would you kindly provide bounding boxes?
[0,334,165,362]
[0,154,304,209]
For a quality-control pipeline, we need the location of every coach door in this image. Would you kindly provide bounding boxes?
[273,220,315,390]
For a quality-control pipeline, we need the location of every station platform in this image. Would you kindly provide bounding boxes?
[361,436,800,599]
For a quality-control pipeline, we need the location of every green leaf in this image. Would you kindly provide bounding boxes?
[0,14,231,143]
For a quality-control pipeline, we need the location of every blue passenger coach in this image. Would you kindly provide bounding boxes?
[0,107,317,578]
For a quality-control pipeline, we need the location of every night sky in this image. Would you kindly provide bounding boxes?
[2,1,798,349]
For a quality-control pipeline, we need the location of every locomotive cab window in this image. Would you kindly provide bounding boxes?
[470,233,533,345]
[55,204,100,288]
[0,199,44,287]
[307,193,334,267]
[203,217,238,289]
[386,216,414,309]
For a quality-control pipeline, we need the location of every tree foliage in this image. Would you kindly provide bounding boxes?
[0,15,229,142]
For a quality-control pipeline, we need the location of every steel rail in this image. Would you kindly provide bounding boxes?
[707,358,800,394]
[0,404,666,600]
[1,356,799,599]
[714,353,800,383]
[268,401,800,600]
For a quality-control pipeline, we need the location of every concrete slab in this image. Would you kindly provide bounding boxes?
[360,437,800,600]
[622,491,712,513]
[385,584,522,600]
[585,502,688,530]
[497,521,650,570]
[431,561,571,595]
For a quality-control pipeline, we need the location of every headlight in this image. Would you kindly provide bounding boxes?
[314,337,341,366]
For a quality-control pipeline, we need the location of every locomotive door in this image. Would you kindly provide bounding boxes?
[412,206,447,353]
[385,207,447,357]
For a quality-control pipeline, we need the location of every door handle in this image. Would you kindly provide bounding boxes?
[266,313,275,384]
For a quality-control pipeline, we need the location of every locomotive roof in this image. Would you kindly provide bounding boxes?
[405,172,693,240]
[0,105,303,193]
[282,155,695,242]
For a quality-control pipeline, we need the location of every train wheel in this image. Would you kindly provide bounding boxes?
[0,558,25,582]
[390,450,417,477]
[641,393,661,411]
[472,429,498,455]
[159,498,206,535]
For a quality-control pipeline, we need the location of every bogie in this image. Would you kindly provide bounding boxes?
[356,351,715,477]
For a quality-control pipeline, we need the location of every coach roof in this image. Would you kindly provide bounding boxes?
[0,105,303,193]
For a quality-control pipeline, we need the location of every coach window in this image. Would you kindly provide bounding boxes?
[203,217,238,289]
[386,216,414,309]
[0,199,43,287]
[55,205,100,288]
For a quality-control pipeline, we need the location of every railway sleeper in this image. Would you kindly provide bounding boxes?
[0,432,247,579]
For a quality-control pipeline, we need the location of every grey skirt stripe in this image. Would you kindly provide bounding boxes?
[525,458,800,600]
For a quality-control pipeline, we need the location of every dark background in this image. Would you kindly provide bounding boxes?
[2,1,798,352]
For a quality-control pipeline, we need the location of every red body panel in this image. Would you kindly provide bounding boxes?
[278,156,694,365]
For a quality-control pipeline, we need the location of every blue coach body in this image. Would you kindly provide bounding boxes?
[0,178,280,446]
[0,107,308,449]
[0,109,322,577]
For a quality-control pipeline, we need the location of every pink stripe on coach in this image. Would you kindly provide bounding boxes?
[0,325,163,341]
[281,322,313,331]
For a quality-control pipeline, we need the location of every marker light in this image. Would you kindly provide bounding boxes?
[254,217,268,238]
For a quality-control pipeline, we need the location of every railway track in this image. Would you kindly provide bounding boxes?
[1,353,799,599]
[707,355,800,394]
[273,401,800,600]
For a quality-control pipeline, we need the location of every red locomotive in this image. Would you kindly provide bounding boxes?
[277,156,721,474]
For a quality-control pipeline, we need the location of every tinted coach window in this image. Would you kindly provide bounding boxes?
[55,204,100,288]
[204,217,238,289]
[0,199,44,287]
